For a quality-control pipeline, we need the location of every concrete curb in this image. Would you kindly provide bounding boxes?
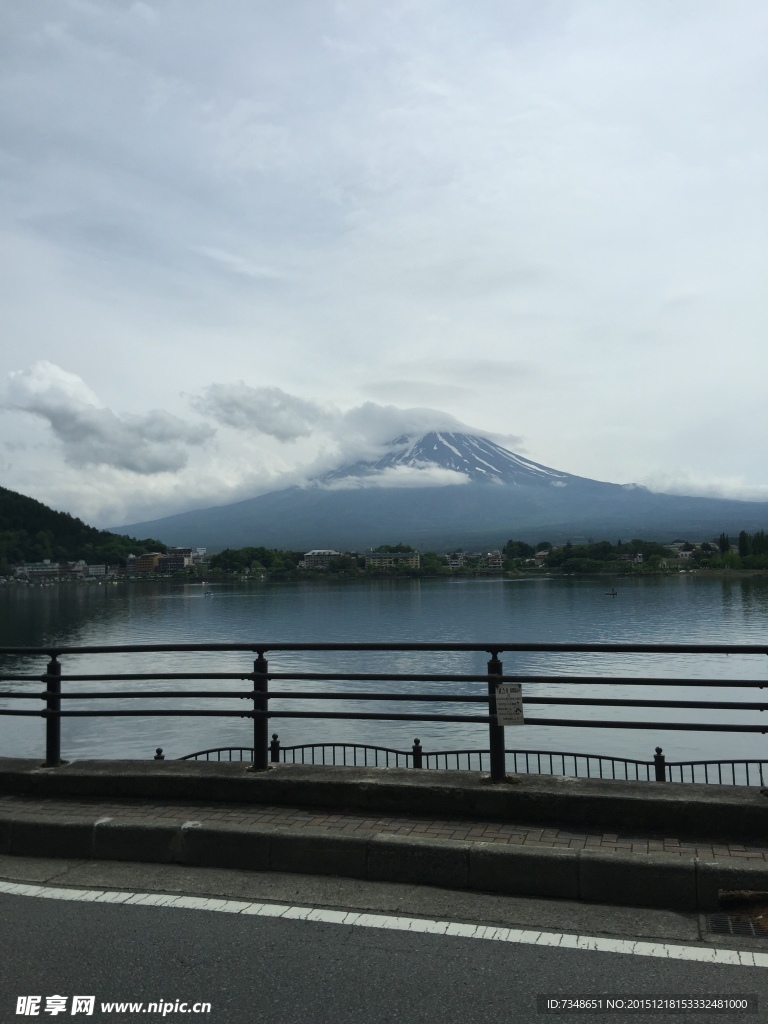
[2,759,768,842]
[578,848,697,913]
[1,812,763,912]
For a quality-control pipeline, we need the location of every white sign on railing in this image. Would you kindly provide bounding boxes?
[495,683,524,726]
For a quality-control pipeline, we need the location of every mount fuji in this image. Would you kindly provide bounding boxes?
[320,432,573,486]
[115,432,768,551]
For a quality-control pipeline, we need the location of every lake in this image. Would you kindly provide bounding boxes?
[1,574,767,766]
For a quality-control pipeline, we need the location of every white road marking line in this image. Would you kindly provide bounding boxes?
[1,878,766,966]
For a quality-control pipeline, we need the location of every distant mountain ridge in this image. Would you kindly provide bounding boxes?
[113,432,768,552]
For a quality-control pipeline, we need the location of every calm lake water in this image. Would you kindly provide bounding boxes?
[1,574,767,766]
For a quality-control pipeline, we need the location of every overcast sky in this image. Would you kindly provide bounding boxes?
[1,0,766,528]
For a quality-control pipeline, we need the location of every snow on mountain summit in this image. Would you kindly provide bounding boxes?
[320,432,574,486]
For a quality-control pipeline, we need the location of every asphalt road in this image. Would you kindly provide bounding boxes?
[1,857,765,1024]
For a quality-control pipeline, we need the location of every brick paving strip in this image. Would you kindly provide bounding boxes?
[2,793,767,863]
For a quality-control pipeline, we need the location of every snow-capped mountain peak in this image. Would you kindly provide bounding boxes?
[321,432,573,486]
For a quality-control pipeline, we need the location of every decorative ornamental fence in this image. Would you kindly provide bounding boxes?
[1,641,767,784]
[175,738,768,787]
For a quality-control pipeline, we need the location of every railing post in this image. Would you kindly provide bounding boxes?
[43,656,63,767]
[154,748,165,761]
[412,738,423,769]
[251,652,269,771]
[653,746,666,782]
[270,732,281,763]
[487,652,506,782]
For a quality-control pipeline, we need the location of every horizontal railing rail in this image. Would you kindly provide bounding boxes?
[1,641,766,781]
[2,642,768,654]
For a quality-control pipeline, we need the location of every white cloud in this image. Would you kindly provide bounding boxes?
[317,463,470,490]
[640,472,768,504]
[340,401,468,446]
[4,361,212,474]
[194,383,329,441]
[7,360,103,409]
[192,385,489,466]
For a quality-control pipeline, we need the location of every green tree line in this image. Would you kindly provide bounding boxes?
[503,532,768,572]
[706,530,768,569]
[207,547,305,572]
[0,486,167,573]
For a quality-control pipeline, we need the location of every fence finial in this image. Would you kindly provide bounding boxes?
[270,733,281,763]
[154,748,165,761]
[412,738,423,769]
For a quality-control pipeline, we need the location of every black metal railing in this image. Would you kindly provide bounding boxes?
[1,641,766,783]
[175,737,768,786]
[179,739,415,769]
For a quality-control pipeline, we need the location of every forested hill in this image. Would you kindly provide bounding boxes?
[0,486,167,571]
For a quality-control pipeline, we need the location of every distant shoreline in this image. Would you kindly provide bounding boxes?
[4,567,768,588]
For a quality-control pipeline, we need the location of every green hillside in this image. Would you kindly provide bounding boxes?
[0,486,167,572]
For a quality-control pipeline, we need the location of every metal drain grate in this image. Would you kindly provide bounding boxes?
[707,913,767,937]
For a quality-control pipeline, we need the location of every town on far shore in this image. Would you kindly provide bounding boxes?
[4,531,768,584]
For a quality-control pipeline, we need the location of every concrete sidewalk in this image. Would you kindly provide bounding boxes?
[1,759,768,913]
